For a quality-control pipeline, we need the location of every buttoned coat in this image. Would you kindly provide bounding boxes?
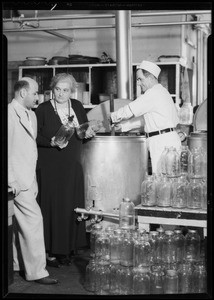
[8,99,38,190]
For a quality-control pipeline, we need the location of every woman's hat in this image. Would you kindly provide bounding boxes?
[138,60,161,79]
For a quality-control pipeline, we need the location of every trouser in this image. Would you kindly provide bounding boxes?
[147,131,181,174]
[13,177,49,281]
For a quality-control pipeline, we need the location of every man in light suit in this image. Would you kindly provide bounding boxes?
[8,77,58,285]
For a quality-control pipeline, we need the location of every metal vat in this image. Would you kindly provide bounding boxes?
[81,135,148,213]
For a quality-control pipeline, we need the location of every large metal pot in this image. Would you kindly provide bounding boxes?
[81,135,148,213]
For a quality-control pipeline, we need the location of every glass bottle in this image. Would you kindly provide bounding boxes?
[95,260,111,295]
[109,263,121,295]
[119,265,133,295]
[150,264,165,294]
[94,231,110,261]
[162,230,176,265]
[119,197,135,230]
[177,262,193,294]
[184,229,201,263]
[156,175,172,207]
[76,119,103,139]
[191,261,207,293]
[171,175,188,208]
[134,233,151,268]
[187,177,203,209]
[120,230,134,267]
[173,229,185,264]
[133,267,150,294]
[90,224,103,258]
[84,258,97,292]
[159,146,170,175]
[149,231,159,265]
[201,179,207,210]
[164,269,178,294]
[110,228,122,265]
[54,115,75,146]
[188,147,204,178]
[178,102,193,125]
[165,147,181,177]
[141,174,156,206]
[180,145,192,176]
[156,227,165,264]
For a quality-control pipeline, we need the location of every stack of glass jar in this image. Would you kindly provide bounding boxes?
[84,224,206,295]
[141,145,207,210]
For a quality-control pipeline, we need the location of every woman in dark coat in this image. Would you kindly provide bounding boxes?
[35,73,95,266]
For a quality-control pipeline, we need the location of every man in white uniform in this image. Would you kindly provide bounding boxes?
[110,60,181,174]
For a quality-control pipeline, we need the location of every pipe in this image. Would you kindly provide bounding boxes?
[3,10,211,22]
[115,10,132,100]
[74,207,119,219]
[3,20,211,33]
[110,94,115,136]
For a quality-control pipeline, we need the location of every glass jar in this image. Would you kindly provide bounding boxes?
[141,174,157,206]
[191,261,207,293]
[133,267,150,294]
[119,197,135,230]
[165,147,181,177]
[184,229,201,263]
[95,260,111,295]
[187,177,203,209]
[134,234,151,268]
[156,227,165,264]
[188,147,205,178]
[109,263,121,295]
[120,230,134,267]
[156,175,172,207]
[201,179,207,210]
[171,175,188,208]
[149,231,159,265]
[162,230,176,264]
[84,259,97,292]
[173,229,185,264]
[110,228,123,265]
[179,145,192,176]
[54,115,75,146]
[90,224,103,258]
[94,231,110,261]
[177,262,193,294]
[164,269,179,294]
[159,146,170,175]
[150,264,165,294]
[119,265,133,295]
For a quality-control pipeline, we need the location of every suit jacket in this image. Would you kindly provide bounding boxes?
[8,99,38,190]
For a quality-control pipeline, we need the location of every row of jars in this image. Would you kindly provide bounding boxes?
[85,259,206,295]
[86,224,206,294]
[159,145,207,178]
[90,225,204,267]
[141,174,207,209]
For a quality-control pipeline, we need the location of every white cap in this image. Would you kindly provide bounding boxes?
[138,60,161,79]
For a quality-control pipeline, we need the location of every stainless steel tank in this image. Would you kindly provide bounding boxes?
[81,135,148,213]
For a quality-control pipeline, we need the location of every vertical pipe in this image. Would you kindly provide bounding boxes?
[197,29,203,105]
[115,10,133,100]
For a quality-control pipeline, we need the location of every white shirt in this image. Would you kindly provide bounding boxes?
[128,84,179,133]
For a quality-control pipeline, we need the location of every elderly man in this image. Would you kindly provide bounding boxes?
[8,77,58,284]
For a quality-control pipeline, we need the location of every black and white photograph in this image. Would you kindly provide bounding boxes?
[2,2,212,298]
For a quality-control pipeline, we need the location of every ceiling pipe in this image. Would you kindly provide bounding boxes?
[3,10,211,22]
[115,10,133,100]
[3,20,211,33]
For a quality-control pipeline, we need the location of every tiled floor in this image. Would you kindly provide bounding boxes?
[7,248,94,297]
